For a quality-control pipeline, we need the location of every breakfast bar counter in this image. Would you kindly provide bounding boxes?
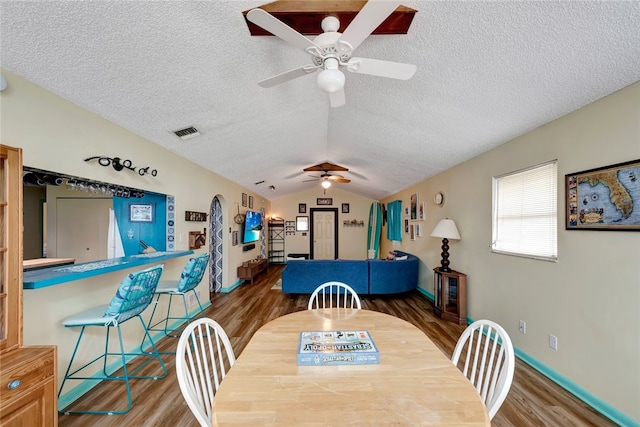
[23,250,194,289]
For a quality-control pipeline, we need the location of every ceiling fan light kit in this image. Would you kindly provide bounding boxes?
[317,64,345,93]
[246,1,417,107]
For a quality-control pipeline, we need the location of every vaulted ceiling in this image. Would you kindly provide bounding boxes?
[1,1,639,200]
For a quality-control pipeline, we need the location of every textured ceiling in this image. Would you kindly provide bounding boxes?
[1,1,639,200]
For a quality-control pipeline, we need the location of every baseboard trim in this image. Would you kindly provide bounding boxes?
[415,287,634,426]
[220,280,241,293]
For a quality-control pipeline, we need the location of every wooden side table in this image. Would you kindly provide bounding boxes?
[237,258,268,284]
[433,268,467,325]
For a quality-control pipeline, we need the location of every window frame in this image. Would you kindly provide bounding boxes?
[491,160,558,262]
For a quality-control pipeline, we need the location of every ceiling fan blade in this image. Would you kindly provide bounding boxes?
[339,1,401,51]
[247,9,321,53]
[328,174,344,180]
[332,178,351,183]
[258,65,317,88]
[347,57,416,80]
[329,89,346,108]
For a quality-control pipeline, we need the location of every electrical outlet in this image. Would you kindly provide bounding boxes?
[519,320,526,334]
[549,334,558,350]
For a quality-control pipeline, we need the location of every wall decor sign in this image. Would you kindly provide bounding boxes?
[299,203,307,213]
[317,198,333,206]
[242,193,247,207]
[130,203,154,222]
[565,159,640,231]
[342,203,350,213]
[185,211,207,222]
[249,195,254,209]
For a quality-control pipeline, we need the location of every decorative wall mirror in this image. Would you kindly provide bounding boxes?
[296,216,309,232]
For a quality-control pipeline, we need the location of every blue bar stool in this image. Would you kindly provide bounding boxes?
[58,264,167,415]
[145,253,209,348]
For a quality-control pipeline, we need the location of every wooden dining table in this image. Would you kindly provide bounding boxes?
[212,308,490,426]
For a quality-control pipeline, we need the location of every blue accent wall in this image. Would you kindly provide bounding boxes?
[113,193,166,255]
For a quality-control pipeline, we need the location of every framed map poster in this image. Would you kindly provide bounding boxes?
[565,159,640,230]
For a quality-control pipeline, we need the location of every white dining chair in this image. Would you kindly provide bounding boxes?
[308,281,362,310]
[176,318,236,427]
[451,319,515,420]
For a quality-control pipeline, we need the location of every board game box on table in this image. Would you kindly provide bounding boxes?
[297,330,380,366]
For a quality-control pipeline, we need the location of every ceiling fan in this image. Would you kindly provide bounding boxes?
[302,162,351,190]
[246,1,417,107]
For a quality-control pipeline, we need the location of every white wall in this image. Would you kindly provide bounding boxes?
[380,81,640,422]
[270,186,376,260]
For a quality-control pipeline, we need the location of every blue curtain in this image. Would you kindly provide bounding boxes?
[387,200,402,242]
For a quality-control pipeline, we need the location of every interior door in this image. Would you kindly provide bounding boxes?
[56,198,111,263]
[311,208,338,259]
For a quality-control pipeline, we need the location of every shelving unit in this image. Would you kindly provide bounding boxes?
[268,218,285,264]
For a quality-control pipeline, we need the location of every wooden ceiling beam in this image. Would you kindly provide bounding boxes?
[243,1,417,36]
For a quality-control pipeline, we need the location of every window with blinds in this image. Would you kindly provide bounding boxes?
[492,160,558,261]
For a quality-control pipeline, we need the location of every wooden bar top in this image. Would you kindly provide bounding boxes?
[23,258,76,271]
[212,308,490,426]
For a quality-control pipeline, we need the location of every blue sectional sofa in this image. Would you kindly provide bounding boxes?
[281,251,418,295]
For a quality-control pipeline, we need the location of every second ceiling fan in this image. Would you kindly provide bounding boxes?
[246,1,417,107]
[302,162,351,190]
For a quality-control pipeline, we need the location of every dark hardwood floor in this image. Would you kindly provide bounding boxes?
[58,265,615,426]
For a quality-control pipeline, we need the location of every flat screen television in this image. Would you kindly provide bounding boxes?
[243,210,262,244]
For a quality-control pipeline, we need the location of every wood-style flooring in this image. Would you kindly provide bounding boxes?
[58,265,615,426]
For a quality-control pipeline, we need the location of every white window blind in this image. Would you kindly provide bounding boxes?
[492,160,558,261]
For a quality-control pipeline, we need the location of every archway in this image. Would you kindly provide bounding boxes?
[209,196,223,293]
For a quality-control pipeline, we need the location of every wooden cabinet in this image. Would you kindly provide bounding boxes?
[237,258,268,285]
[0,144,58,426]
[433,268,467,325]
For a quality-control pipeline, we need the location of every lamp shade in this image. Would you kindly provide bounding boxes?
[430,219,461,240]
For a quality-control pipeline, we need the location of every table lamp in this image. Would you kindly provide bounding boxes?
[430,218,461,272]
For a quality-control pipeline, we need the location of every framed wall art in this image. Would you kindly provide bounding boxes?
[342,203,350,213]
[242,193,247,207]
[410,192,418,220]
[317,198,333,206]
[249,195,254,209]
[565,159,640,230]
[299,203,307,213]
[130,203,154,222]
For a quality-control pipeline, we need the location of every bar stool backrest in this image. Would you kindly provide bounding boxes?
[104,264,164,323]
[176,254,209,293]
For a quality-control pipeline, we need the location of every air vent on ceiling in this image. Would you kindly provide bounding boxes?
[173,126,201,140]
